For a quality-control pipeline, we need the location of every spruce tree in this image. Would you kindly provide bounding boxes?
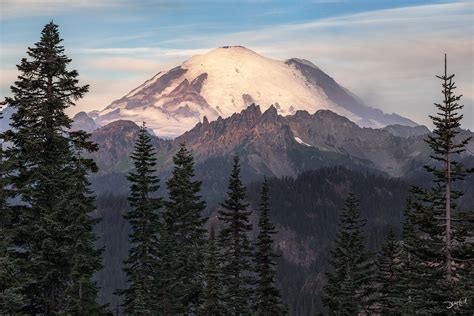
[396,194,433,314]
[402,55,473,313]
[1,22,100,314]
[374,229,401,315]
[155,220,181,315]
[218,156,255,315]
[160,143,207,313]
[62,139,106,315]
[0,106,27,313]
[119,124,162,314]
[424,54,473,299]
[200,227,225,315]
[322,193,375,315]
[253,177,284,315]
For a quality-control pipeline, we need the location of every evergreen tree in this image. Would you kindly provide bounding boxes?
[425,54,473,282]
[0,105,28,313]
[159,143,207,313]
[63,141,107,315]
[402,55,474,313]
[156,220,181,315]
[396,194,433,314]
[200,227,225,315]
[253,177,284,315]
[374,229,401,315]
[322,193,375,315]
[218,156,255,315]
[424,54,473,303]
[119,124,162,314]
[1,22,100,314]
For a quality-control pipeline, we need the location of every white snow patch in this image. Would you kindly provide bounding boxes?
[294,136,311,147]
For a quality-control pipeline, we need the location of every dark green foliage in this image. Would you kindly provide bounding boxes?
[396,195,433,314]
[200,227,225,315]
[374,229,402,314]
[156,219,182,315]
[158,143,207,313]
[118,125,162,314]
[0,107,27,313]
[62,136,106,315]
[92,167,474,314]
[322,193,375,315]
[245,167,412,314]
[218,156,255,314]
[1,22,102,314]
[253,177,284,315]
[401,55,474,313]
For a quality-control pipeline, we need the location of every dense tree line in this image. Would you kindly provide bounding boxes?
[119,129,285,314]
[322,55,473,315]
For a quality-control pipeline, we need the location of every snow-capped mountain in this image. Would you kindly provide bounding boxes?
[90,46,416,137]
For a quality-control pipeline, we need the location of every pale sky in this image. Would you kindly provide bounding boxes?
[1,0,473,129]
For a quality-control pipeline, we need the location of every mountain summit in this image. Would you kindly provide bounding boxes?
[89,46,416,137]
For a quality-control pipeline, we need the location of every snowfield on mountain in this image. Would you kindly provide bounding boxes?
[90,46,416,137]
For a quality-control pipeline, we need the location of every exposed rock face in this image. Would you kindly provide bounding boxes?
[90,46,417,137]
[71,111,100,133]
[382,124,431,138]
[89,104,446,180]
[89,120,171,172]
[286,110,432,177]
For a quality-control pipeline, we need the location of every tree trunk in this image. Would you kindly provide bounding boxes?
[444,54,452,282]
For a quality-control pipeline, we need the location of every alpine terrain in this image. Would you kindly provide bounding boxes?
[89,46,417,137]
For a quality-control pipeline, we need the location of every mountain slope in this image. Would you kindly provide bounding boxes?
[88,104,448,201]
[90,46,417,137]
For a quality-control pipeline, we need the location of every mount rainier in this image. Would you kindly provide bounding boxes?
[89,46,416,137]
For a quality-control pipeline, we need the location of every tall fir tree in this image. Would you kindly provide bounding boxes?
[155,219,181,315]
[396,194,435,314]
[0,105,28,313]
[425,54,473,283]
[322,193,375,315]
[159,143,207,313]
[218,156,255,315]
[374,229,402,315]
[200,227,225,316]
[253,177,284,315]
[404,55,474,313]
[1,22,101,314]
[61,136,106,315]
[119,124,162,314]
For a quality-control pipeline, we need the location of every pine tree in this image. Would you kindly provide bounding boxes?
[253,177,284,315]
[218,156,255,315]
[0,106,28,313]
[402,55,474,313]
[159,143,207,313]
[374,229,401,315]
[396,194,433,314]
[1,22,100,314]
[155,220,181,315]
[119,124,162,314]
[425,54,473,283]
[62,138,106,315]
[322,193,375,315]
[200,227,225,315]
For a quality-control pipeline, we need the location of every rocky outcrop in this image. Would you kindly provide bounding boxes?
[71,111,100,133]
